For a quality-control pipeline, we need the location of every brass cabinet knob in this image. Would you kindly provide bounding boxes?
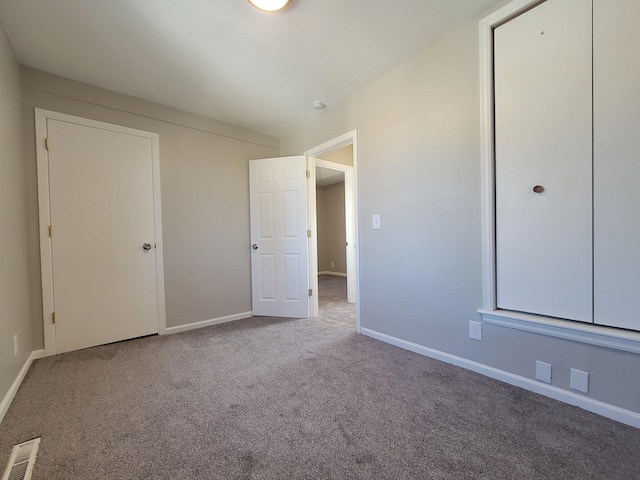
[533,185,545,194]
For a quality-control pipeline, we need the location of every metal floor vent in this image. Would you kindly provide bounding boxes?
[1,438,40,480]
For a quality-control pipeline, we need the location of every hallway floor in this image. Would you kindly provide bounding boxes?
[318,274,355,328]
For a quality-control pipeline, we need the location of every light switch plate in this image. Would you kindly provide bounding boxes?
[570,368,589,393]
[535,361,552,383]
[372,214,381,230]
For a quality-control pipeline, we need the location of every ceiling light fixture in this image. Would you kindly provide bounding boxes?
[247,0,290,12]
[312,101,326,110]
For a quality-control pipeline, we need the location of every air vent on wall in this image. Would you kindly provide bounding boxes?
[1,438,40,480]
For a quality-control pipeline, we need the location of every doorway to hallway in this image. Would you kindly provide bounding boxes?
[318,274,355,328]
[305,130,360,331]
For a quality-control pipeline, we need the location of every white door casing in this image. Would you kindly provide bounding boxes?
[36,110,166,355]
[494,0,593,322]
[249,156,309,318]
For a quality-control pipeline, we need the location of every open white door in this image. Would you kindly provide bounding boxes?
[250,156,309,318]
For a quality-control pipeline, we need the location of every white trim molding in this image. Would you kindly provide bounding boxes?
[165,312,253,335]
[0,350,45,424]
[361,328,640,429]
[479,309,640,355]
[35,109,167,355]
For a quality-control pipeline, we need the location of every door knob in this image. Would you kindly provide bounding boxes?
[142,243,152,251]
[252,244,259,250]
[533,185,545,193]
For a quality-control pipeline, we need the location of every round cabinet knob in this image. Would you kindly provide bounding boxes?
[252,244,259,250]
[533,185,545,194]
[142,243,152,251]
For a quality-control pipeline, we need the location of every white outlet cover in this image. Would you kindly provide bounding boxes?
[535,361,552,383]
[372,214,381,230]
[469,320,482,340]
[570,368,589,393]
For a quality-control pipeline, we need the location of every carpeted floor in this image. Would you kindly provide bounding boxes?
[1,277,639,479]
[318,274,355,328]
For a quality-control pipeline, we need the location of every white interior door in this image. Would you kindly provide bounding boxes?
[593,0,640,330]
[47,118,159,353]
[494,0,593,322]
[250,156,309,318]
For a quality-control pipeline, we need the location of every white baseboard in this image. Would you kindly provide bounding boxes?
[318,271,347,277]
[361,328,640,429]
[0,349,45,424]
[165,311,253,335]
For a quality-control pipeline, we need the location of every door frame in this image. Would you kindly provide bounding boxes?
[304,130,360,333]
[313,159,355,300]
[35,109,166,356]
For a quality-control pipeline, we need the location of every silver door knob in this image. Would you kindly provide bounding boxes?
[252,244,259,250]
[142,243,152,251]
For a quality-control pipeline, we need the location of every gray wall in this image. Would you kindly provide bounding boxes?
[316,183,346,274]
[280,14,640,413]
[0,22,35,403]
[20,67,279,335]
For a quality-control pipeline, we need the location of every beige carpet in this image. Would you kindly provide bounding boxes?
[1,277,639,479]
[318,274,355,327]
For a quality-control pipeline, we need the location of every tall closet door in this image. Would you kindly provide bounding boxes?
[494,0,593,322]
[593,0,640,330]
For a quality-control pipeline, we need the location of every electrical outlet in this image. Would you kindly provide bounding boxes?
[535,361,552,383]
[331,262,335,268]
[469,321,482,340]
[13,335,18,356]
[570,368,589,393]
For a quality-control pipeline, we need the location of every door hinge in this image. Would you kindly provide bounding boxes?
[52,312,56,324]
[48,225,53,237]
[308,289,312,297]
[307,230,311,238]
[306,170,310,179]
[45,138,49,150]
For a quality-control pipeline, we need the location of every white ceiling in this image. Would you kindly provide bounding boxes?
[0,0,502,136]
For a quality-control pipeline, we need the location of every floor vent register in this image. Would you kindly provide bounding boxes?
[1,438,40,480]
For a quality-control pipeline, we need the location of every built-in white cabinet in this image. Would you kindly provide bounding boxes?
[494,0,593,323]
[493,0,640,332]
[593,0,640,331]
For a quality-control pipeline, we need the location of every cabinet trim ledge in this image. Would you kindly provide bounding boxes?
[479,309,640,355]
